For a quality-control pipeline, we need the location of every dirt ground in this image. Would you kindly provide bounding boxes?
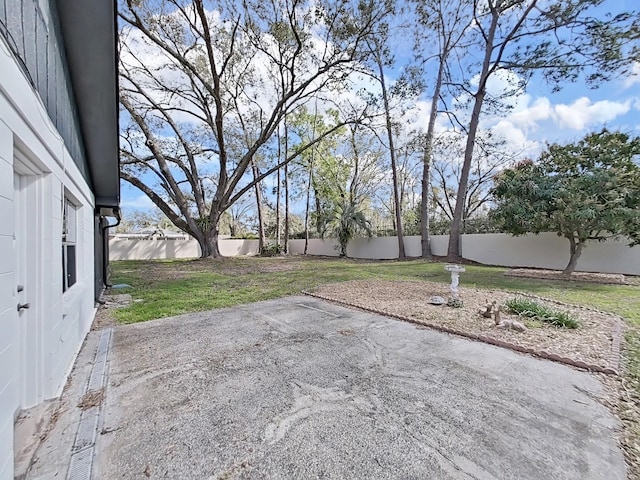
[313,279,621,372]
[92,302,117,330]
[505,268,634,285]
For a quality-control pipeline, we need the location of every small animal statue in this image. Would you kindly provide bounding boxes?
[493,304,527,332]
[479,300,494,318]
[493,303,502,324]
[496,319,528,333]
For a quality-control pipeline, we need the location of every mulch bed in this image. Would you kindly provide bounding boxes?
[307,280,624,375]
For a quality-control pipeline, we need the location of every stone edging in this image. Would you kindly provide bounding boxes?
[302,290,621,376]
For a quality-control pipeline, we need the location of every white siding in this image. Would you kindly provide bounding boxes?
[0,119,16,480]
[0,33,97,480]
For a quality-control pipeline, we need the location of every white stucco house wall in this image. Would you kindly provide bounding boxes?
[0,1,119,478]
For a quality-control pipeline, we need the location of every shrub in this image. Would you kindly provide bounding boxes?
[505,297,579,329]
[260,242,284,257]
[232,233,258,239]
[447,296,464,308]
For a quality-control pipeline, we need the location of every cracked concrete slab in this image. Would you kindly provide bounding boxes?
[95,296,626,479]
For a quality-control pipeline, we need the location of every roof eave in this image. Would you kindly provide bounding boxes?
[56,0,120,212]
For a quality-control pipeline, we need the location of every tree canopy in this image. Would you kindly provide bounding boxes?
[492,130,640,274]
[117,0,640,259]
[119,0,390,257]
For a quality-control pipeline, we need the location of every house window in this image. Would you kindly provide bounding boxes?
[62,196,77,292]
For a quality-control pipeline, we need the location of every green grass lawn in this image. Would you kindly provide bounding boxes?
[110,256,639,326]
[109,255,640,473]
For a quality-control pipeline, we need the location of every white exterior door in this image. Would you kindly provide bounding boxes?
[13,167,43,409]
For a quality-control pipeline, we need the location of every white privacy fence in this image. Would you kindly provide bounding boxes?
[109,238,260,260]
[460,233,639,275]
[109,233,640,275]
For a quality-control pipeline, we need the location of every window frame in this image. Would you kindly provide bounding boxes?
[62,195,77,292]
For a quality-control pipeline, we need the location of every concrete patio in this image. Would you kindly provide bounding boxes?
[28,296,626,479]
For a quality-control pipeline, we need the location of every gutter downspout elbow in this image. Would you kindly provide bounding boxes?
[101,209,121,289]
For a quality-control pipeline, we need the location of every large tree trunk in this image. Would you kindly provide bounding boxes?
[284,160,290,254]
[195,233,212,258]
[283,121,290,254]
[200,234,221,258]
[447,90,485,258]
[275,166,281,246]
[375,50,405,259]
[252,161,267,252]
[563,237,584,275]
[304,167,313,255]
[420,56,445,259]
[275,129,282,246]
[447,9,498,259]
[199,212,222,258]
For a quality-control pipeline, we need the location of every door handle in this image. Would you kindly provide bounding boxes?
[17,303,30,312]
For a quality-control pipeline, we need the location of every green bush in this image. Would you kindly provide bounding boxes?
[505,297,579,329]
[261,242,284,257]
[419,215,505,236]
[232,233,258,239]
[447,296,464,308]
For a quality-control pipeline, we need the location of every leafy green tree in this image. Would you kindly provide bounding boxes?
[365,21,410,258]
[117,209,175,233]
[119,0,389,257]
[287,108,383,258]
[265,211,305,239]
[286,106,345,253]
[492,130,640,274]
[447,0,640,259]
[321,200,372,257]
[411,0,475,258]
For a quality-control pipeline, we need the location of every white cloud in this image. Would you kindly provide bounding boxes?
[624,62,640,88]
[554,97,631,130]
[467,69,526,109]
[492,120,526,147]
[491,120,542,159]
[120,194,156,210]
[399,100,432,133]
[456,67,636,140]
[507,96,553,131]
[485,70,526,101]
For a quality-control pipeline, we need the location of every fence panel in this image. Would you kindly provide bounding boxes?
[109,234,640,275]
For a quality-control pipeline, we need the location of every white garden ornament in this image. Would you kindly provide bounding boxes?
[444,264,466,298]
